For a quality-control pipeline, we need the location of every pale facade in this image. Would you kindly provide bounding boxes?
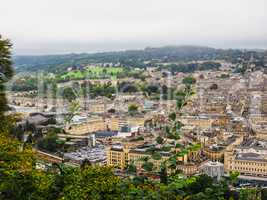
[66,118,106,135]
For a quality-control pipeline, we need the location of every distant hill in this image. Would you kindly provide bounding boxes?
[13,45,265,73]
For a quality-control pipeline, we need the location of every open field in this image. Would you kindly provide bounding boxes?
[60,66,124,80]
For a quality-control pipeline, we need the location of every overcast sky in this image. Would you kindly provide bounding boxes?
[1,0,267,55]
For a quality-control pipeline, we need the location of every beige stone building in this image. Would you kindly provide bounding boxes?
[106,144,170,171]
[88,103,106,113]
[224,137,267,178]
[106,115,146,131]
[179,116,213,129]
[66,117,107,135]
[204,146,224,161]
[106,143,204,175]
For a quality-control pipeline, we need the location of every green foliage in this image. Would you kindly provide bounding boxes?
[151,152,162,160]
[186,143,201,152]
[61,166,121,200]
[161,145,172,152]
[239,188,262,200]
[220,73,230,78]
[164,61,222,74]
[142,161,154,172]
[175,143,183,149]
[199,61,221,70]
[175,90,186,110]
[0,138,261,200]
[167,129,181,140]
[182,76,196,85]
[61,66,124,80]
[159,164,168,184]
[62,87,77,102]
[229,170,240,186]
[127,162,137,174]
[0,36,13,81]
[0,36,13,116]
[176,149,188,157]
[37,130,64,152]
[175,77,195,111]
[15,46,259,73]
[143,84,159,95]
[81,82,116,99]
[168,112,176,121]
[175,121,183,130]
[261,188,267,200]
[65,100,80,124]
[128,104,138,114]
[118,81,139,93]
[130,136,144,141]
[156,136,164,144]
[11,75,38,91]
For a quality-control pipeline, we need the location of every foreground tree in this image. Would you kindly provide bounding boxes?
[0,35,13,117]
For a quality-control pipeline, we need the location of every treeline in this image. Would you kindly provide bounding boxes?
[10,75,38,91]
[161,61,222,73]
[13,46,267,73]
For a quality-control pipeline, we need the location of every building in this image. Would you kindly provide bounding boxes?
[58,133,96,147]
[66,117,106,135]
[88,102,106,113]
[224,137,267,178]
[64,145,106,166]
[201,161,224,181]
[179,115,213,129]
[106,144,170,171]
[107,115,146,131]
[176,164,199,176]
[204,145,225,161]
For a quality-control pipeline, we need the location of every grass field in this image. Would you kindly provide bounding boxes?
[61,66,124,80]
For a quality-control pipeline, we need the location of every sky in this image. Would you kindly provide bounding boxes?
[1,0,267,55]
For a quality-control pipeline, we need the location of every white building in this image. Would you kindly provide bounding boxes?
[201,161,224,181]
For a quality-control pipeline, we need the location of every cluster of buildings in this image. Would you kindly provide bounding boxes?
[9,62,267,185]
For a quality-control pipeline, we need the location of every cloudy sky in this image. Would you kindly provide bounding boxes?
[1,0,267,55]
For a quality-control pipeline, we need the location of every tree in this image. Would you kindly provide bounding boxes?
[0,116,37,200]
[175,77,195,111]
[108,108,116,113]
[0,37,39,199]
[65,100,80,125]
[0,35,13,117]
[81,159,92,170]
[156,136,164,144]
[128,104,138,115]
[175,121,184,130]
[152,152,162,160]
[239,188,261,200]
[37,130,64,152]
[182,76,196,85]
[62,166,121,200]
[142,161,154,172]
[167,156,178,173]
[62,87,77,102]
[168,112,176,121]
[127,161,137,174]
[229,170,240,186]
[175,90,186,110]
[209,83,218,90]
[159,164,168,184]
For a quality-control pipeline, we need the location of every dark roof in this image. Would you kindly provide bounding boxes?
[27,114,48,125]
[95,131,117,138]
